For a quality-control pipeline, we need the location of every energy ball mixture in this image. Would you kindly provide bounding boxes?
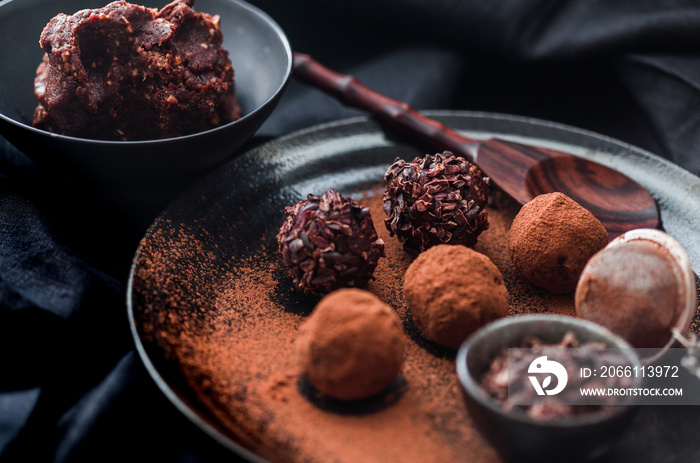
[33,0,241,140]
[383,151,490,253]
[296,288,406,401]
[508,192,608,294]
[277,190,385,294]
[403,244,509,350]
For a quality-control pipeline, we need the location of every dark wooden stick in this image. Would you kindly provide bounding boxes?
[292,52,660,238]
[292,52,480,161]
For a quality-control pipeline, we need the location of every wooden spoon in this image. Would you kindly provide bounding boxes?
[292,52,659,239]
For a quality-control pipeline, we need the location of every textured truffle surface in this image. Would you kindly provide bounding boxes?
[277,190,385,294]
[383,152,489,253]
[508,192,609,294]
[33,0,241,140]
[403,244,509,350]
[296,288,406,401]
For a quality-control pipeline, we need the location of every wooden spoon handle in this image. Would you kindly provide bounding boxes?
[293,52,480,162]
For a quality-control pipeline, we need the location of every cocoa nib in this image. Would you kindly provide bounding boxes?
[480,332,633,421]
[277,190,385,294]
[383,151,489,253]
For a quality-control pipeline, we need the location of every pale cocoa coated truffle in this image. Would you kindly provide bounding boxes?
[508,193,608,294]
[403,245,509,350]
[296,288,406,401]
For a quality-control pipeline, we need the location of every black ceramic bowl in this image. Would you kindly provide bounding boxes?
[0,0,291,213]
[456,314,643,463]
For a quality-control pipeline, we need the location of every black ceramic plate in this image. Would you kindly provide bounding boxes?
[128,111,700,462]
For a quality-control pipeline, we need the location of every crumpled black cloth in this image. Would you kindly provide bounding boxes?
[1,1,700,462]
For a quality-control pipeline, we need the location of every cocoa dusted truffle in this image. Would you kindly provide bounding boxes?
[277,190,385,294]
[383,151,489,253]
[403,244,509,350]
[296,288,406,401]
[508,192,608,294]
[33,0,241,140]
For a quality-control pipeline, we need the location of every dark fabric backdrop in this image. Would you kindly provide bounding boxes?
[1,0,700,461]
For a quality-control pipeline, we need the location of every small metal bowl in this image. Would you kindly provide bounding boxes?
[456,314,643,463]
[0,0,291,219]
[576,228,697,363]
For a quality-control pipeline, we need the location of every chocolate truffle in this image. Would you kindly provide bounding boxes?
[383,151,489,253]
[277,190,385,294]
[403,244,509,350]
[33,0,241,140]
[296,288,406,401]
[508,192,608,294]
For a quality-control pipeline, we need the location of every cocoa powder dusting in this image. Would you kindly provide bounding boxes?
[576,240,682,349]
[133,188,700,463]
[507,192,609,294]
[296,288,406,401]
[403,244,509,350]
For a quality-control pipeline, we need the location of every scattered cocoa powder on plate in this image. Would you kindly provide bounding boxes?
[132,186,700,463]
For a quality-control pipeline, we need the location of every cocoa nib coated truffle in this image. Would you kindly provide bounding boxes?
[403,245,509,350]
[277,190,385,294]
[383,151,490,253]
[33,0,241,140]
[297,288,406,401]
[508,192,609,294]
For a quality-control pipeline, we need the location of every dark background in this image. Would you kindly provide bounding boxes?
[2,0,700,461]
